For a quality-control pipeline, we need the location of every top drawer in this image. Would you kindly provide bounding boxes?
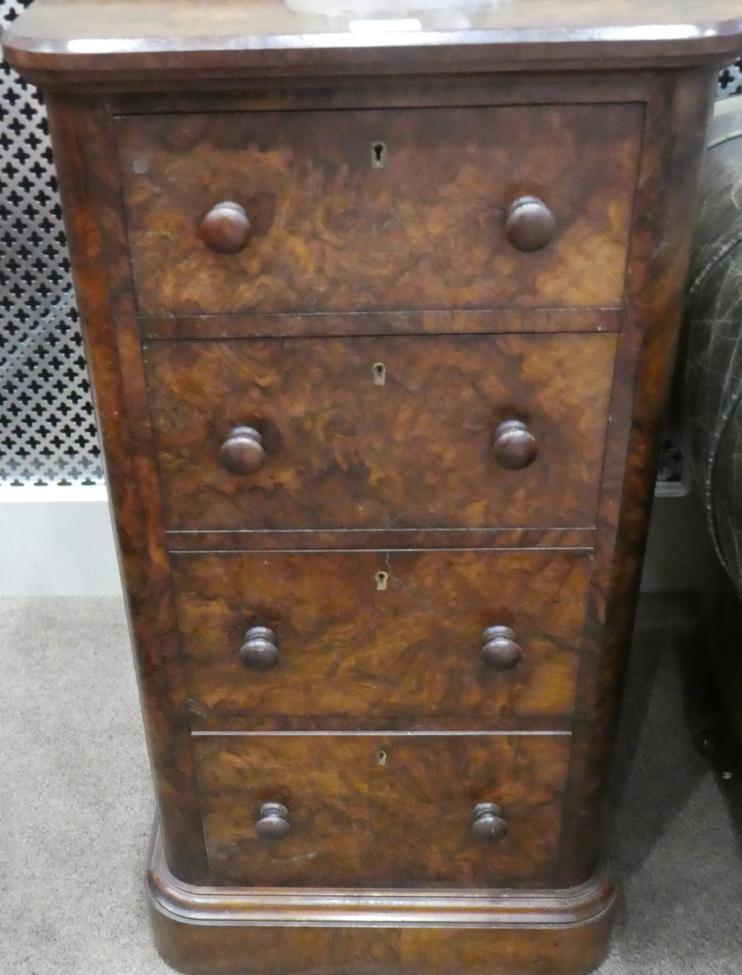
[116,103,642,318]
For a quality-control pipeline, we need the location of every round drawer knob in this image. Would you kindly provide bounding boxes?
[505,195,557,253]
[219,426,265,475]
[239,626,279,671]
[255,802,291,840]
[481,626,522,671]
[472,802,508,842]
[493,420,538,471]
[200,201,251,254]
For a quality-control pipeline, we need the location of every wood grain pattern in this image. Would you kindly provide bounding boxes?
[194,733,570,887]
[116,104,640,316]
[144,333,617,532]
[44,95,211,883]
[171,549,591,730]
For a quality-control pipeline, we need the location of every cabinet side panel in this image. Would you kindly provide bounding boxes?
[557,67,718,885]
[45,94,208,883]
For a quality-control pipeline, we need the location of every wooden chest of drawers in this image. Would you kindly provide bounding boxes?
[6,3,742,973]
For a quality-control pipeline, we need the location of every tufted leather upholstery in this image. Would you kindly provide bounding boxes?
[679,98,742,596]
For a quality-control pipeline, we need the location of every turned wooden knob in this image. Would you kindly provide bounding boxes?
[505,196,557,253]
[481,626,522,671]
[255,802,291,840]
[200,201,251,254]
[493,420,538,471]
[219,426,265,475]
[239,627,279,671]
[472,802,508,842]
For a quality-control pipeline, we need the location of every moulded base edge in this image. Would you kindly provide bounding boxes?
[147,823,616,975]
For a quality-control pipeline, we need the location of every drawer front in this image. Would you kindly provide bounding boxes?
[145,333,616,531]
[117,103,641,318]
[173,549,590,731]
[195,734,570,887]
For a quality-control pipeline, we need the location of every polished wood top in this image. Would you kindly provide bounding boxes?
[4,0,742,86]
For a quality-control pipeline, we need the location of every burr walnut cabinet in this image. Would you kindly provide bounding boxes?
[5,3,742,973]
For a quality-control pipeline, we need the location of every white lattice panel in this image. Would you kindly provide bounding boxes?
[719,58,742,98]
[0,0,102,486]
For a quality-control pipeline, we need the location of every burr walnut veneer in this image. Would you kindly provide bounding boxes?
[6,2,742,973]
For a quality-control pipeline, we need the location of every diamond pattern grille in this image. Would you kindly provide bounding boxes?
[0,2,738,486]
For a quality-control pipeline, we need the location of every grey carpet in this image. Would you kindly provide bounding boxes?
[1,595,741,974]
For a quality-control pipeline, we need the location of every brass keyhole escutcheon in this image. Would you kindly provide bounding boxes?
[373,362,387,386]
[375,571,389,591]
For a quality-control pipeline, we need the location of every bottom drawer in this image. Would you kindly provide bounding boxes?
[195,734,570,888]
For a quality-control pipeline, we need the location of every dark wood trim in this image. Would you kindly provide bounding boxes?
[189,720,575,735]
[139,308,621,342]
[106,72,656,116]
[165,527,596,553]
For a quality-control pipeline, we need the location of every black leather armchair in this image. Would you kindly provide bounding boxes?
[677,98,742,756]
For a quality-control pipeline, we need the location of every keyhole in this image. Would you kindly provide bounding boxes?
[375,571,389,591]
[377,750,388,767]
[371,141,388,169]
[373,362,387,386]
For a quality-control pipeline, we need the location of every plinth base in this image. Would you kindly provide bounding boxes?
[147,825,616,975]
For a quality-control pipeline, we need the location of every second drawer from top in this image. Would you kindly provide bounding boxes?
[145,332,616,533]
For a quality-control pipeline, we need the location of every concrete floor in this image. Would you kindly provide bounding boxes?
[2,594,741,974]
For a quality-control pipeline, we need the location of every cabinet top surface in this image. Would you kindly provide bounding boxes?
[5,0,742,84]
